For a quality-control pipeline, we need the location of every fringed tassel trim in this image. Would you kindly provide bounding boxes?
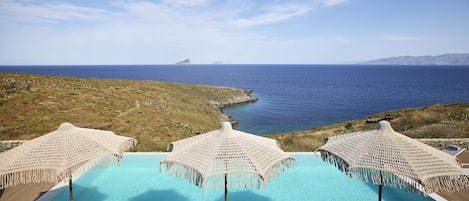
[161,158,295,192]
[346,168,469,195]
[319,151,350,173]
[263,156,296,186]
[203,172,264,191]
[119,138,137,153]
[1,169,57,189]
[348,168,422,194]
[424,174,469,194]
[161,162,204,188]
[60,155,120,181]
[0,154,120,189]
[319,151,429,195]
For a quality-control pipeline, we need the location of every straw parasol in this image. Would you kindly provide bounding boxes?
[318,120,469,201]
[160,122,295,201]
[0,122,135,201]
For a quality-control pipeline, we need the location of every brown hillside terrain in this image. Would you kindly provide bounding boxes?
[269,103,469,151]
[0,73,256,151]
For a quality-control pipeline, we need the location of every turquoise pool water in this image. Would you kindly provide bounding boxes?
[51,153,434,201]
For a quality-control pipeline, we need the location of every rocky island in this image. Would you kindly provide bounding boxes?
[176,59,191,64]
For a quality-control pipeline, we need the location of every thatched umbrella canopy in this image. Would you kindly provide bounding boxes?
[318,120,469,201]
[160,122,295,201]
[0,122,136,201]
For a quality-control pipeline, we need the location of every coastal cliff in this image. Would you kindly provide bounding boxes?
[0,73,256,151]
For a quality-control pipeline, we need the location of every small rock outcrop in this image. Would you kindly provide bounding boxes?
[176,59,191,65]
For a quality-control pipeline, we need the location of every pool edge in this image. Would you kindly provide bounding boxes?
[37,152,445,201]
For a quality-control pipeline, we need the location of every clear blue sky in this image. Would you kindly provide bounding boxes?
[1,0,468,65]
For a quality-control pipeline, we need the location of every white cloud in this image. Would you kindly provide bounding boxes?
[0,0,112,25]
[381,34,428,41]
[161,0,213,7]
[233,2,316,28]
[110,1,171,22]
[333,36,353,43]
[230,0,347,28]
[268,36,353,45]
[323,0,349,7]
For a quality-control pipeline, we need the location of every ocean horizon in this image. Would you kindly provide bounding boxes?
[1,64,469,135]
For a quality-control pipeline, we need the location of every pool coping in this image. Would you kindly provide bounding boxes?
[37,152,446,201]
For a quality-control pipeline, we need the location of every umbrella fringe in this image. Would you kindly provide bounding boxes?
[320,150,469,195]
[163,162,204,187]
[0,155,120,189]
[204,173,263,191]
[349,168,422,194]
[424,175,469,194]
[320,151,350,173]
[119,138,137,153]
[321,151,423,194]
[163,157,295,192]
[264,157,296,184]
[1,169,57,189]
[349,168,469,194]
[66,155,120,179]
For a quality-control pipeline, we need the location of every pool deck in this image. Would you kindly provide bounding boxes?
[0,152,468,201]
[0,182,54,201]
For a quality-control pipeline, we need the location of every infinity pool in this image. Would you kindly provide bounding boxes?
[50,153,433,201]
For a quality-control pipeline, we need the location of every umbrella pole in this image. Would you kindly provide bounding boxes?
[225,173,228,201]
[69,174,74,201]
[378,184,382,201]
[378,171,383,201]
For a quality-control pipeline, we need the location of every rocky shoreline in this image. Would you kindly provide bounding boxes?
[209,89,258,125]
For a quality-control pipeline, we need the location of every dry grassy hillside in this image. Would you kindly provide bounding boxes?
[0,73,256,151]
[269,103,469,151]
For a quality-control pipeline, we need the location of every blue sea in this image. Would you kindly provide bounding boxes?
[1,65,469,135]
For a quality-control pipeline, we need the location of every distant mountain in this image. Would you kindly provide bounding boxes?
[361,53,469,65]
[176,59,191,65]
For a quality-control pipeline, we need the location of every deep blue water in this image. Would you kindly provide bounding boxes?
[1,65,469,135]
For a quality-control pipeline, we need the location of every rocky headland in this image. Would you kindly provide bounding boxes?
[209,89,258,124]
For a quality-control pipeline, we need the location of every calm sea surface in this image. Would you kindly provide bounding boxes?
[1,65,469,135]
